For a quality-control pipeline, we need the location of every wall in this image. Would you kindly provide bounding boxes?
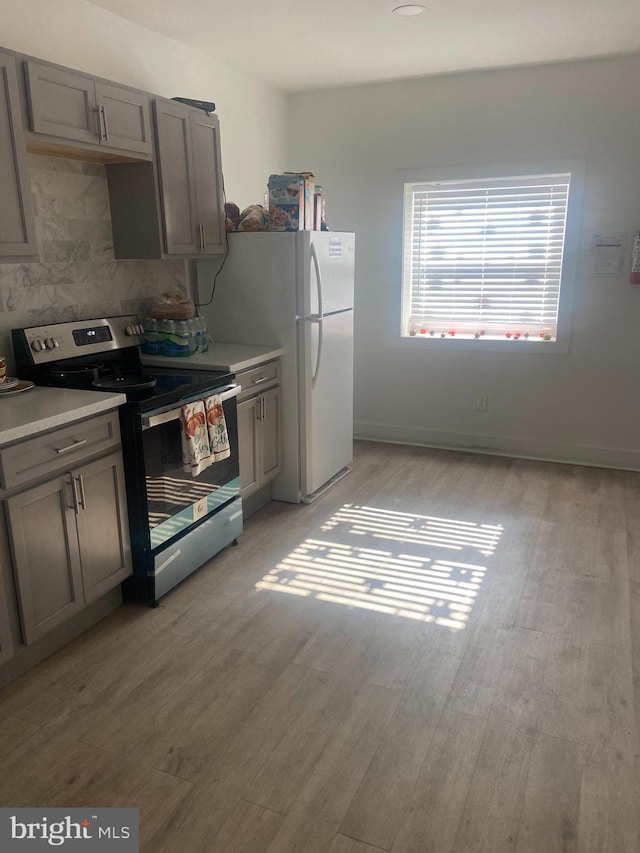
[0,0,287,370]
[1,0,287,208]
[289,55,640,469]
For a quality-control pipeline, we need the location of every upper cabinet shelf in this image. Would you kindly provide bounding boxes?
[0,46,227,262]
[23,59,153,160]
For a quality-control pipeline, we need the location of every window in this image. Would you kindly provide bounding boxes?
[401,173,572,343]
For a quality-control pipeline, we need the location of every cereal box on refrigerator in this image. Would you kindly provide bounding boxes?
[267,174,304,231]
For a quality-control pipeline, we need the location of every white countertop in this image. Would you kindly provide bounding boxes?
[140,342,283,373]
[0,386,126,447]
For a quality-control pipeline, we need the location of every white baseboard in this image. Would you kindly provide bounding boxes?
[353,421,640,472]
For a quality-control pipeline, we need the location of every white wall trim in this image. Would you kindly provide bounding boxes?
[354,420,640,471]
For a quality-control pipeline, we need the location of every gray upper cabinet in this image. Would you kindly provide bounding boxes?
[24,59,152,158]
[190,109,225,255]
[154,98,199,255]
[94,81,152,156]
[154,98,225,257]
[0,50,37,260]
[24,61,97,144]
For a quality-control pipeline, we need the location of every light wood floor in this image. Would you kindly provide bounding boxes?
[1,440,639,852]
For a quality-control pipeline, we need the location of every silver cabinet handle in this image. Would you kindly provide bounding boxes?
[55,438,88,455]
[198,224,205,252]
[256,398,262,421]
[71,476,81,514]
[100,105,109,141]
[202,225,207,253]
[77,474,87,511]
[252,376,269,385]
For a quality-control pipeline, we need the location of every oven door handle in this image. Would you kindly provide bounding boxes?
[141,384,241,430]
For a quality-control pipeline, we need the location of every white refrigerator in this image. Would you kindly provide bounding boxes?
[195,231,355,503]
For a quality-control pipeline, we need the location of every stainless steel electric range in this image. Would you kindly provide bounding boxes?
[12,315,243,605]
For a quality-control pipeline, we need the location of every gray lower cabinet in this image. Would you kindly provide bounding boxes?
[0,564,14,664]
[0,50,37,260]
[238,397,260,495]
[6,449,132,644]
[237,366,282,499]
[24,59,152,158]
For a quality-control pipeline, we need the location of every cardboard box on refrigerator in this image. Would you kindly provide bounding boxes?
[285,171,315,230]
[268,174,304,231]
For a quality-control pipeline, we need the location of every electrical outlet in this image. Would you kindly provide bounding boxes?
[476,395,489,411]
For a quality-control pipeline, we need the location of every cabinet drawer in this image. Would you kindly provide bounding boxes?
[237,361,280,401]
[0,412,121,489]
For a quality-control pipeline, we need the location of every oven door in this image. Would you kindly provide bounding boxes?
[140,384,241,550]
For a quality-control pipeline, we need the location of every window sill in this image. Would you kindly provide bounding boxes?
[393,336,569,355]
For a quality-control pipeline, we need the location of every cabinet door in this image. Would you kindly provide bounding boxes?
[24,60,98,144]
[0,565,14,664]
[190,110,225,255]
[74,451,132,604]
[153,99,199,255]
[95,81,152,156]
[6,474,83,644]
[0,51,37,259]
[238,398,260,497]
[260,387,282,484]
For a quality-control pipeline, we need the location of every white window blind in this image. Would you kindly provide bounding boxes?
[402,173,571,341]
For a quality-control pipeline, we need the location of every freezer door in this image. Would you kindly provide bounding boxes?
[297,232,355,318]
[298,308,353,497]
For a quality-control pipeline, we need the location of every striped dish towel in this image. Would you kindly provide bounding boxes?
[180,399,212,476]
[205,395,231,461]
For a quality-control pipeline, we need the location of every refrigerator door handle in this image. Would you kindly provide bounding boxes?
[310,242,324,318]
[303,316,324,388]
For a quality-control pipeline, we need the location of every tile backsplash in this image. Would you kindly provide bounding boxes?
[0,154,186,371]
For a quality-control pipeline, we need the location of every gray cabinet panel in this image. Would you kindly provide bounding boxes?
[261,386,282,483]
[6,474,84,644]
[0,51,37,260]
[0,411,120,490]
[154,99,199,255]
[95,81,152,156]
[190,110,225,255]
[237,362,282,500]
[238,398,259,495]
[74,452,132,604]
[25,60,98,144]
[0,558,14,665]
[25,59,153,159]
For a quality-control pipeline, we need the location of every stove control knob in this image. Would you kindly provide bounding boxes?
[125,325,135,336]
[44,337,58,350]
[135,324,143,335]
[31,338,45,352]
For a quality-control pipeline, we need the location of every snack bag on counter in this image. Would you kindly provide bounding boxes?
[151,288,196,320]
[225,202,268,232]
[237,204,268,231]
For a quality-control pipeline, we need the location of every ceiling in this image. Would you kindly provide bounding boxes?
[87,0,640,92]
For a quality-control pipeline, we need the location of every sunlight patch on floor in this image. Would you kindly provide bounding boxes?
[256,503,503,629]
